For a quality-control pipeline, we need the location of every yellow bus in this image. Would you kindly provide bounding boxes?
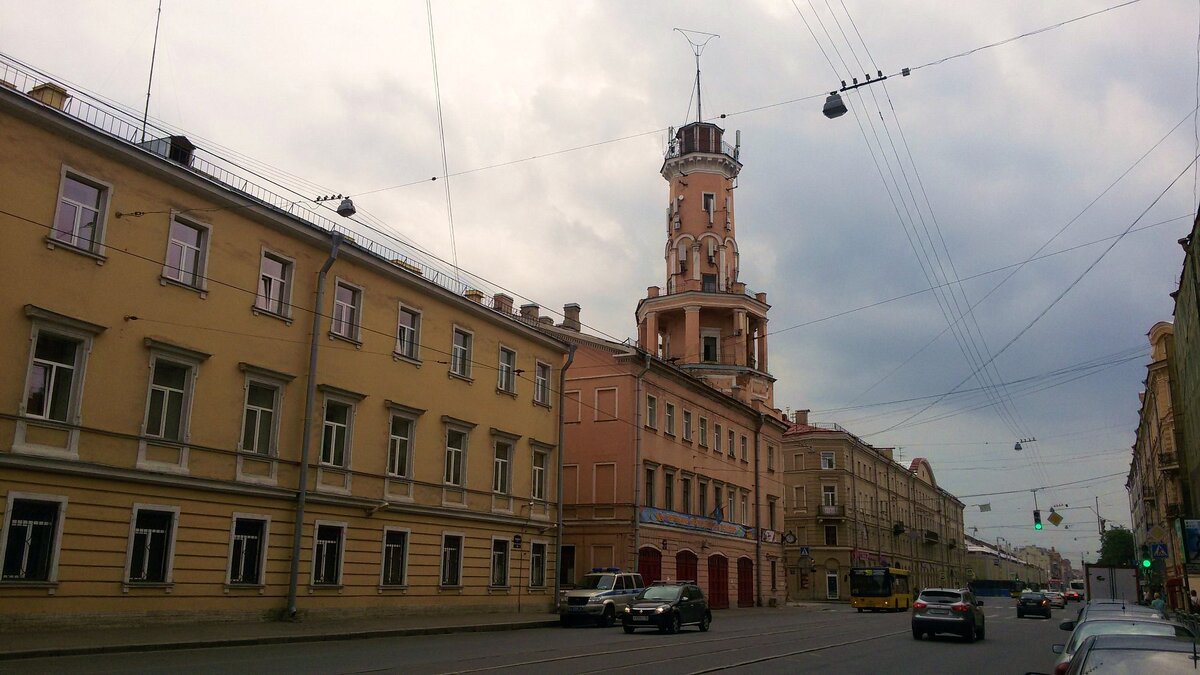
[850,567,912,612]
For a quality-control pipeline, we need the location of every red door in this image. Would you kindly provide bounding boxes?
[676,551,698,583]
[708,555,729,609]
[638,547,662,585]
[737,557,754,607]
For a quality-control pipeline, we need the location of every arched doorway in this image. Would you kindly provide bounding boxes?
[708,554,729,609]
[737,557,754,607]
[638,547,662,585]
[676,550,698,582]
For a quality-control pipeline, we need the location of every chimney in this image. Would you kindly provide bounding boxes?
[520,303,540,321]
[538,316,554,325]
[28,83,70,111]
[464,289,484,304]
[793,409,809,425]
[562,303,581,331]
[647,286,661,298]
[493,294,513,315]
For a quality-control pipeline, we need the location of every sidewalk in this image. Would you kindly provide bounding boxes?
[0,611,559,661]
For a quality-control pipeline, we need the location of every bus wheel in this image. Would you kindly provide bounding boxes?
[857,608,863,613]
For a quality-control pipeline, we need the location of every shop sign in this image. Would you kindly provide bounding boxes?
[638,506,755,540]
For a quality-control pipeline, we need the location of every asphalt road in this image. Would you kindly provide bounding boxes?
[0,601,1074,674]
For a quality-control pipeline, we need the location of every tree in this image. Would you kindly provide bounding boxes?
[1097,526,1136,566]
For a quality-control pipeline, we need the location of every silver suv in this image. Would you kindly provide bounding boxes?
[559,568,645,627]
[912,588,985,642]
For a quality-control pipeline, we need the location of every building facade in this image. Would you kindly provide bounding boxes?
[781,412,967,601]
[0,63,570,627]
[1173,218,1200,523]
[965,537,1048,588]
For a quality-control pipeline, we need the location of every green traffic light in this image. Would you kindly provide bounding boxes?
[1034,522,1042,530]
[1142,558,1152,568]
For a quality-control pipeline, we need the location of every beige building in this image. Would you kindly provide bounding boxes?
[781,412,966,601]
[0,63,571,626]
[965,537,1048,588]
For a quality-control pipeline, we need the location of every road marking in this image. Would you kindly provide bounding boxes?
[687,629,910,674]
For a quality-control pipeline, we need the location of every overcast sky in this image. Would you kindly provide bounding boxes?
[5,0,1195,566]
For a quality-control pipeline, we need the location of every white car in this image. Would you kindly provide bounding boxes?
[1045,591,1066,608]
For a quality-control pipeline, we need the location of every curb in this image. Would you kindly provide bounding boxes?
[0,619,560,661]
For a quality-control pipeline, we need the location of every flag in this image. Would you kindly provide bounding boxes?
[978,503,992,513]
[712,504,723,524]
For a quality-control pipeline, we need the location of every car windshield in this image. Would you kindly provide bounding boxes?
[1067,622,1189,654]
[640,586,682,601]
[1021,592,1044,600]
[1080,649,1199,673]
[919,591,960,603]
[578,574,615,590]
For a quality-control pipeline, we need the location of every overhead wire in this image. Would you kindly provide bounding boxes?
[424,0,461,284]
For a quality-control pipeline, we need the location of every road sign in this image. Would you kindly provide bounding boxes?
[1149,525,1167,542]
[798,546,811,557]
[1047,511,1064,527]
[1151,542,1169,559]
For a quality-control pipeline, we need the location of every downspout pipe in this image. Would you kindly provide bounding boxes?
[554,343,576,602]
[631,351,652,570]
[287,232,343,619]
[753,414,763,607]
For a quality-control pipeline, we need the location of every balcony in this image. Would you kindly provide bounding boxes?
[818,504,845,519]
[892,522,906,536]
[1142,486,1155,502]
[1160,451,1180,471]
[923,530,940,545]
[1167,502,1185,518]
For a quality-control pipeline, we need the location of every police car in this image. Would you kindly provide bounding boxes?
[559,568,645,627]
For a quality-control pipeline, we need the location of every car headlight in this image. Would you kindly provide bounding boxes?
[587,596,603,604]
[655,605,667,614]
[623,606,631,613]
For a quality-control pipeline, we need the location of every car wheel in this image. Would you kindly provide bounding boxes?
[559,615,570,627]
[963,625,976,643]
[857,608,863,613]
[1017,611,1024,618]
[912,627,922,640]
[597,605,615,628]
[699,612,711,632]
[667,613,681,634]
[977,622,985,640]
[623,625,635,634]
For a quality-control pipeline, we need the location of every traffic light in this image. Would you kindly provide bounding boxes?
[1033,509,1043,530]
[1140,545,1152,569]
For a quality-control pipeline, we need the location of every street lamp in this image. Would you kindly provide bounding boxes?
[1014,437,1036,452]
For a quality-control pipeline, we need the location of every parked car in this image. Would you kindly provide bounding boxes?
[1017,591,1052,619]
[1056,634,1198,674]
[1049,616,1194,675]
[911,588,985,642]
[559,568,645,627]
[621,581,712,634]
[1045,591,1066,608]
[1069,599,1165,626]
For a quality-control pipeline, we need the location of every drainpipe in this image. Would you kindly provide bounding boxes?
[553,343,576,601]
[286,232,343,619]
[753,414,763,607]
[631,351,652,570]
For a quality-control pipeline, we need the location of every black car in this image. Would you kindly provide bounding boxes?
[1017,591,1052,619]
[621,581,712,634]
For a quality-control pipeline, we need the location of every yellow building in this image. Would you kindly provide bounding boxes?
[0,64,570,626]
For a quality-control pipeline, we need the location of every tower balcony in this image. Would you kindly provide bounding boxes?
[665,135,739,162]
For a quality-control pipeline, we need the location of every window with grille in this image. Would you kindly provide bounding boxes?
[2,499,62,582]
[128,509,175,583]
[313,524,343,585]
[382,530,408,586]
[228,518,265,585]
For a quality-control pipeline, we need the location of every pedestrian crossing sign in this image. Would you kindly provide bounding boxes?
[1151,542,1168,559]
[798,546,811,557]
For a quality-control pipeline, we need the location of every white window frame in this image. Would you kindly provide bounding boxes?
[225,513,270,586]
[493,439,513,495]
[682,411,693,441]
[821,452,836,470]
[22,328,84,425]
[714,424,722,453]
[311,520,346,586]
[645,395,658,429]
[822,484,838,506]
[254,249,294,319]
[50,167,111,257]
[534,361,552,406]
[394,303,422,361]
[490,537,510,588]
[440,532,465,587]
[727,430,735,457]
[529,541,547,588]
[380,526,410,587]
[320,395,356,468]
[239,376,283,456]
[532,448,549,501]
[330,278,363,342]
[497,345,517,393]
[123,503,181,585]
[665,402,676,436]
[740,435,748,461]
[767,445,775,471]
[444,426,469,487]
[141,354,197,444]
[387,412,416,478]
[740,492,749,525]
[161,213,211,292]
[0,492,68,584]
[450,326,473,379]
[699,417,708,447]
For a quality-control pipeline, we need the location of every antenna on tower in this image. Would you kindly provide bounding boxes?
[140,0,164,143]
[674,28,719,124]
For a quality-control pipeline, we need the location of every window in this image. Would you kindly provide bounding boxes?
[441,534,463,586]
[699,418,708,446]
[1,495,66,582]
[451,328,473,378]
[767,445,776,471]
[824,525,838,547]
[255,252,292,316]
[646,395,658,429]
[702,274,717,293]
[664,471,675,511]
[312,523,344,586]
[793,486,806,512]
[683,411,693,441]
[823,485,837,506]
[493,440,513,494]
[143,358,191,442]
[491,538,510,587]
[240,381,279,455]
[768,498,777,531]
[534,362,551,405]
[821,452,835,469]
[771,560,778,591]
[728,493,735,523]
[228,517,267,585]
[644,467,656,507]
[395,305,421,360]
[532,449,548,501]
[702,192,716,215]
[665,403,676,435]
[714,485,723,518]
[52,172,107,253]
[740,435,748,461]
[23,332,80,423]
[740,493,749,525]
[331,281,361,340]
[530,542,546,588]
[126,507,178,584]
[498,347,517,393]
[727,430,736,457]
[388,415,414,478]
[680,477,692,515]
[698,480,708,517]
[382,529,409,586]
[320,400,352,467]
[559,545,576,585]
[714,424,722,453]
[444,429,467,486]
[702,335,718,362]
[163,217,208,288]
